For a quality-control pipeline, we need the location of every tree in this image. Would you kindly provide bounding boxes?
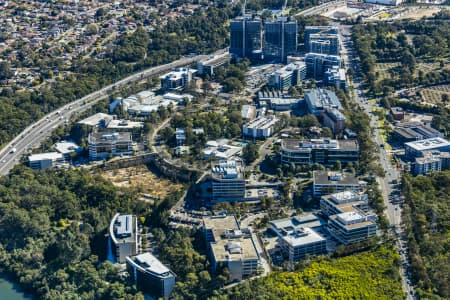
[0,61,12,80]
[242,143,259,164]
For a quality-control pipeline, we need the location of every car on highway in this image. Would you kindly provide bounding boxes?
[10,147,17,153]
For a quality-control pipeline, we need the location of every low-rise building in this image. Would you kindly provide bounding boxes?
[28,152,66,170]
[304,88,342,116]
[211,160,246,203]
[411,150,450,176]
[322,108,346,134]
[393,123,444,143]
[78,113,114,128]
[324,67,346,90]
[390,107,405,121]
[328,211,377,245]
[109,213,139,264]
[320,191,369,217]
[305,53,341,79]
[203,215,260,282]
[405,137,450,159]
[243,115,279,139]
[197,53,230,75]
[126,253,175,300]
[281,138,359,166]
[160,67,196,90]
[53,141,82,160]
[313,171,362,198]
[268,62,306,91]
[269,214,326,262]
[257,90,300,111]
[88,132,133,160]
[106,120,144,141]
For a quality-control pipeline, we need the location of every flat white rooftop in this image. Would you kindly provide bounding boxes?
[107,120,144,129]
[133,252,171,275]
[54,141,82,154]
[405,137,450,151]
[336,211,365,225]
[78,113,113,127]
[282,227,326,247]
[29,152,63,162]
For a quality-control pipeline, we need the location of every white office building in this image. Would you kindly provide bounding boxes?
[203,215,260,282]
[211,160,246,203]
[88,132,133,160]
[28,152,66,170]
[269,214,327,262]
[109,213,139,263]
[313,171,362,197]
[320,191,370,217]
[328,211,377,245]
[243,115,279,139]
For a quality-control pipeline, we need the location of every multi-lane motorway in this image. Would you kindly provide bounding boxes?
[338,24,416,299]
[0,50,230,175]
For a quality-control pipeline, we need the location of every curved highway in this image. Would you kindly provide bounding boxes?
[0,49,227,175]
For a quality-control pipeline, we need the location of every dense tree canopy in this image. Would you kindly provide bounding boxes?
[401,171,450,298]
[0,166,149,299]
[214,246,404,300]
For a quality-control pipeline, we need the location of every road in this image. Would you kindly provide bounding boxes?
[296,0,347,17]
[0,49,228,176]
[338,24,416,299]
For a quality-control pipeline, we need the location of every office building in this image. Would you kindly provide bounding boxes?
[281,138,359,166]
[307,33,339,55]
[243,115,279,139]
[364,0,403,5]
[304,26,339,47]
[28,152,66,170]
[126,253,175,300]
[305,88,343,116]
[320,191,369,217]
[404,137,450,159]
[106,120,144,141]
[328,211,377,245]
[257,90,300,111]
[411,151,450,176]
[78,112,114,128]
[211,160,245,203]
[313,171,362,197]
[229,16,263,60]
[324,67,347,90]
[268,62,306,91]
[390,107,405,121]
[197,52,230,75]
[269,214,326,262]
[53,141,82,160]
[393,122,444,143]
[160,68,196,90]
[203,215,260,282]
[88,132,133,160]
[305,53,341,79]
[109,213,138,263]
[263,17,298,63]
[322,108,346,134]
